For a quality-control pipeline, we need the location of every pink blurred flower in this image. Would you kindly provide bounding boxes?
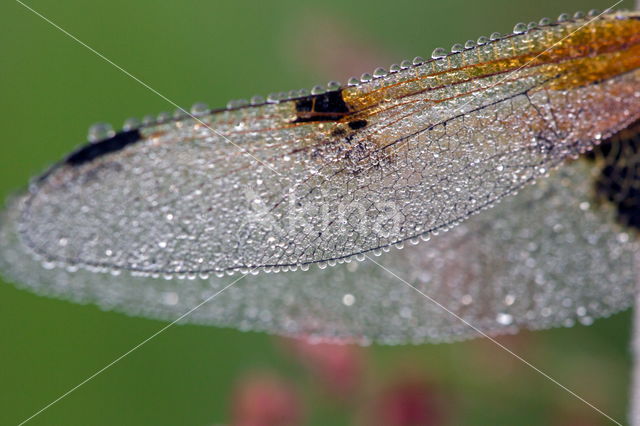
[281,337,364,400]
[284,8,394,83]
[365,379,446,426]
[232,371,303,426]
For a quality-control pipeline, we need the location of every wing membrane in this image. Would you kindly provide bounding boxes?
[2,159,635,343]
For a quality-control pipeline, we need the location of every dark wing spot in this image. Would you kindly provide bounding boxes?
[588,119,640,229]
[293,90,350,123]
[348,119,368,130]
[66,129,142,167]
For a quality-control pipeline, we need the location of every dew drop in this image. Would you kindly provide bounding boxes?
[373,67,387,78]
[122,117,141,131]
[489,32,501,40]
[326,80,341,91]
[311,85,325,95]
[88,122,115,143]
[156,111,171,122]
[266,93,281,103]
[250,95,265,105]
[227,99,249,109]
[162,291,179,306]
[173,109,187,119]
[360,73,373,82]
[431,48,447,59]
[142,115,155,125]
[512,22,527,34]
[412,56,425,65]
[464,40,476,49]
[399,59,412,69]
[538,17,551,26]
[504,294,516,306]
[450,43,464,53]
[342,293,355,306]
[496,313,513,326]
[190,102,209,116]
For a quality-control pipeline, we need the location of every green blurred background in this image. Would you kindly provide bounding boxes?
[0,0,637,424]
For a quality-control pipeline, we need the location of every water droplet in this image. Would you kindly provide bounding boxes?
[266,93,281,103]
[538,17,551,26]
[190,102,209,115]
[122,117,141,131]
[142,115,155,125]
[156,112,171,122]
[342,293,355,306]
[476,36,489,45]
[512,23,527,34]
[326,80,341,91]
[173,109,187,119]
[347,77,359,86]
[360,73,372,82]
[373,67,387,78]
[464,40,476,49]
[412,56,425,65]
[579,316,594,326]
[557,13,570,22]
[573,11,585,19]
[400,59,412,69]
[496,313,513,326]
[88,122,115,143]
[527,21,537,30]
[489,32,501,40]
[227,99,249,109]
[250,95,265,105]
[389,63,401,73]
[450,43,464,53]
[311,85,325,95]
[431,47,447,59]
[162,291,179,306]
[588,9,601,17]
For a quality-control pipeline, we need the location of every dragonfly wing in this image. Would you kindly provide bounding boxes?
[17,68,640,275]
[2,157,634,343]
